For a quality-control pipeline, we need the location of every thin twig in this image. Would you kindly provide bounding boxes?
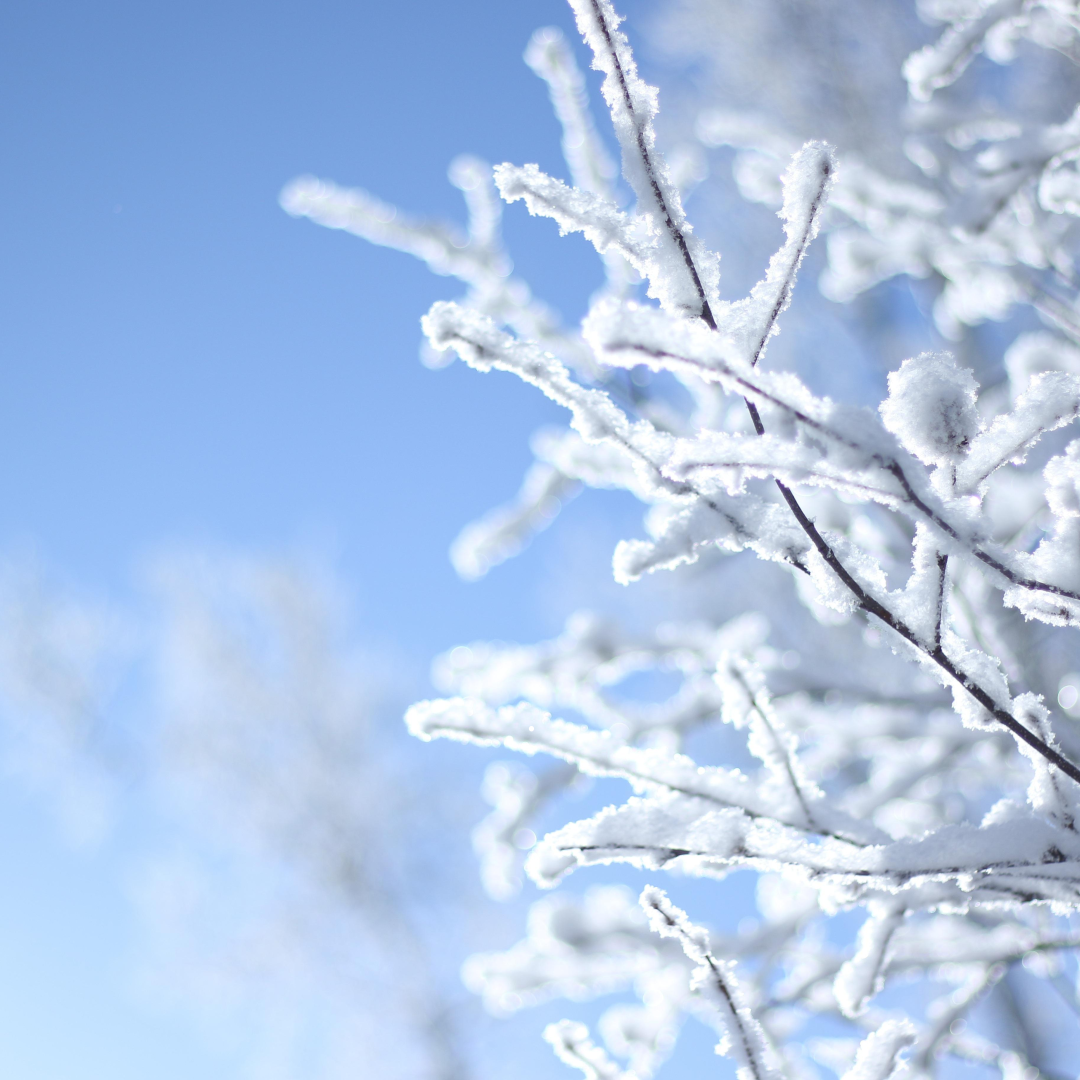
[564,842,1080,904]
[420,711,866,845]
[749,164,833,367]
[644,893,776,1080]
[728,662,818,829]
[586,0,716,328]
[934,552,948,653]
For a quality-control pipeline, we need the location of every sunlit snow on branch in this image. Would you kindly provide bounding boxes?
[287,0,1080,1075]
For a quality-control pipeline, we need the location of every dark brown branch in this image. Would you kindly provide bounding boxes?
[774,471,1080,785]
[601,209,1080,783]
[586,1,1080,784]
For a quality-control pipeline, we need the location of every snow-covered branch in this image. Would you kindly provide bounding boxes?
[289,0,1080,1073]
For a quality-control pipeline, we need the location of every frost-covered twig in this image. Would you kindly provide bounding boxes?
[406,697,877,844]
[568,0,718,320]
[427,300,1080,783]
[290,0,1080,1074]
[545,1020,638,1080]
[641,888,784,1080]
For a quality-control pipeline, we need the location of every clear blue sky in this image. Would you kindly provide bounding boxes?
[0,0,665,1076]
[0,0,650,652]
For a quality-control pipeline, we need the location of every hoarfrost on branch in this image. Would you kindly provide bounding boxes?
[286,0,1080,1075]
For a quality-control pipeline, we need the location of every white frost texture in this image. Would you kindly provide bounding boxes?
[284,0,1080,1077]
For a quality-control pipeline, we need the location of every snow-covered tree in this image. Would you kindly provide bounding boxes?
[285,0,1080,1076]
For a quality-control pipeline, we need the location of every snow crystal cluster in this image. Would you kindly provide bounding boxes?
[286,0,1080,1077]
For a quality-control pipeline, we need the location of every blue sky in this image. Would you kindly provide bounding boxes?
[0,0,637,648]
[0,0,671,1076]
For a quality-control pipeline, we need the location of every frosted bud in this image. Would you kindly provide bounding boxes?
[1044,441,1080,518]
[879,351,980,467]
